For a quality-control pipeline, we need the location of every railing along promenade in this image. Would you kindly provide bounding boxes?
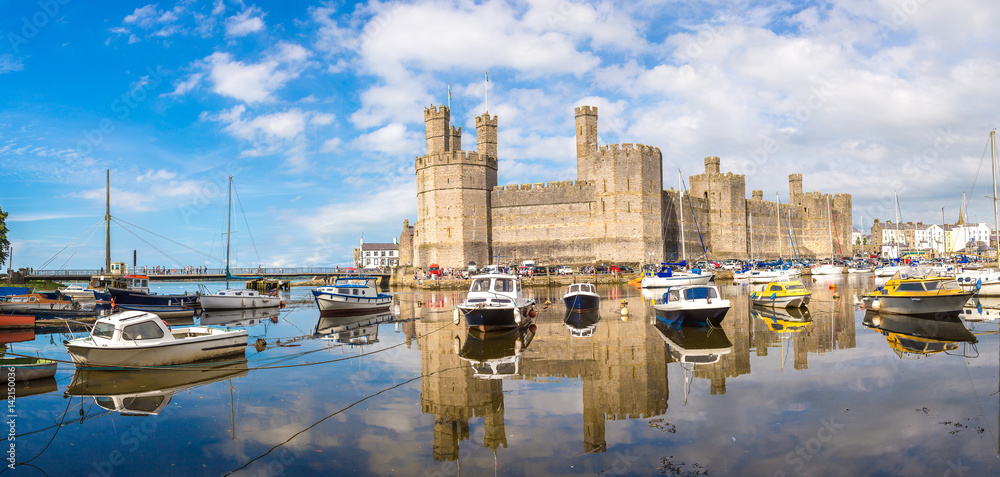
[24,267,390,281]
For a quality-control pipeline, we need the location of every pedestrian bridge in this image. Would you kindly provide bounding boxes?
[24,267,392,285]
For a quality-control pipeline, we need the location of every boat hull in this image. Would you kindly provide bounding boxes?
[0,314,34,328]
[65,328,248,367]
[653,304,730,327]
[108,288,199,307]
[1,358,57,382]
[458,304,534,330]
[313,291,392,315]
[862,293,973,318]
[563,293,599,311]
[199,294,279,310]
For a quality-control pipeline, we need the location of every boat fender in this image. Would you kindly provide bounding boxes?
[870,299,880,311]
[514,308,521,324]
[161,320,171,330]
[976,278,982,290]
[769,293,776,300]
[528,308,537,318]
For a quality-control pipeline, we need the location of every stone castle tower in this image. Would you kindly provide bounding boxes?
[409,104,851,268]
[414,106,498,269]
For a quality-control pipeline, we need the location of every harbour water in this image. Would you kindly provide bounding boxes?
[5,275,999,476]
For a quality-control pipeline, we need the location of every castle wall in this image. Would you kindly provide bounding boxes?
[688,157,748,259]
[662,190,712,263]
[491,181,596,266]
[590,143,663,265]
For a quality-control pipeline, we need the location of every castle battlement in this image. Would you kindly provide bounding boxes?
[476,114,498,126]
[596,143,660,156]
[494,180,592,192]
[424,105,450,118]
[575,105,598,116]
[415,150,498,169]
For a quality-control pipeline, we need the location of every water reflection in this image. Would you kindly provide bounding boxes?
[64,360,249,416]
[563,308,601,337]
[313,311,395,345]
[458,325,536,378]
[862,311,978,359]
[964,296,1000,322]
[654,322,732,404]
[200,306,281,327]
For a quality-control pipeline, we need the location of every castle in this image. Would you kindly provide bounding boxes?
[400,105,852,269]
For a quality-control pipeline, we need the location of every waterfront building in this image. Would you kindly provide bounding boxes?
[353,239,400,269]
[870,219,992,258]
[403,105,852,270]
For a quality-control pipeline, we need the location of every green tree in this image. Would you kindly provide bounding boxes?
[0,206,8,269]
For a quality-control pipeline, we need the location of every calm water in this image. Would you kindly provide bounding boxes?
[4,276,999,476]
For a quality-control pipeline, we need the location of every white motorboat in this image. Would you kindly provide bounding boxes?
[456,273,536,330]
[58,284,100,300]
[64,310,248,367]
[956,268,1000,295]
[812,264,843,275]
[652,285,731,327]
[200,289,279,311]
[748,269,786,284]
[312,276,392,315]
[875,265,901,277]
[563,283,599,310]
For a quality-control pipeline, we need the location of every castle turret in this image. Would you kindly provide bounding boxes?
[450,125,462,152]
[705,156,720,174]
[575,106,598,181]
[789,173,803,203]
[752,190,763,200]
[476,113,497,159]
[424,106,451,154]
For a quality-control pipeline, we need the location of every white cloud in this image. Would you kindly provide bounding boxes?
[320,137,342,153]
[352,123,421,156]
[204,43,310,104]
[0,55,23,75]
[225,7,266,37]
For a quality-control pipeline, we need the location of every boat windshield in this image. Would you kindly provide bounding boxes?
[92,322,116,339]
[684,287,718,300]
[785,284,805,291]
[470,279,491,292]
[494,279,514,293]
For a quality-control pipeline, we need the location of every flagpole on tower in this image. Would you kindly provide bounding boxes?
[485,71,489,113]
[448,84,451,109]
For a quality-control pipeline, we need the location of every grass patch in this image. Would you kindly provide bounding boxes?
[25,280,67,291]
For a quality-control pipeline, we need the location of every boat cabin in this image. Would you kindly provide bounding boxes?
[663,286,720,304]
[760,282,807,294]
[88,311,211,345]
[466,275,521,304]
[322,276,380,297]
[124,275,150,293]
[567,283,597,296]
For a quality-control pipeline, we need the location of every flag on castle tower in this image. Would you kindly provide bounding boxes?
[448,84,451,108]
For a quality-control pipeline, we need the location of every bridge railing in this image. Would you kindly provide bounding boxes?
[26,267,388,277]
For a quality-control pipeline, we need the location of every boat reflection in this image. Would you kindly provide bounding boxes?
[313,311,395,345]
[64,360,249,416]
[200,307,280,327]
[564,309,600,337]
[862,311,978,359]
[751,305,813,334]
[962,296,1000,322]
[652,321,732,404]
[457,325,536,379]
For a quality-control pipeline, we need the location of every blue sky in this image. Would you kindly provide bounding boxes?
[2,0,1000,270]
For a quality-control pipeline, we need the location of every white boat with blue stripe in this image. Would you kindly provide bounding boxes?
[312,276,392,315]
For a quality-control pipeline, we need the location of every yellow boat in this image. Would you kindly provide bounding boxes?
[749,280,811,308]
[751,306,813,333]
[862,312,977,359]
[862,268,972,318]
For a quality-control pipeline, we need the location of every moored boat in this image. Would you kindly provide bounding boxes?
[0,356,57,382]
[116,304,196,320]
[862,311,977,359]
[108,275,200,307]
[64,310,248,367]
[59,284,101,300]
[862,268,973,318]
[563,283,599,310]
[640,263,713,288]
[0,293,74,311]
[0,314,34,329]
[652,285,730,327]
[456,273,536,330]
[312,276,392,315]
[811,263,843,275]
[750,279,811,308]
[199,289,280,311]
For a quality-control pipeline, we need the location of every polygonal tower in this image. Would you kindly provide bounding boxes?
[575,106,598,182]
[414,106,498,270]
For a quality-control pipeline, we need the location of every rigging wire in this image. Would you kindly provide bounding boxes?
[37,218,103,270]
[111,216,220,263]
[111,218,186,267]
[231,181,262,266]
[56,221,103,271]
[964,134,993,220]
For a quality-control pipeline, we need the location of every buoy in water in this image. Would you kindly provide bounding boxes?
[528,308,537,318]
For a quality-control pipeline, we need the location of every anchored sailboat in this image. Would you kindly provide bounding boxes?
[200,177,280,310]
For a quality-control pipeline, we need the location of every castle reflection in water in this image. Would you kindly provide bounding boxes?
[391,281,857,461]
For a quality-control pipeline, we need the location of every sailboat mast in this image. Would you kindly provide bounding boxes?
[678,170,686,265]
[992,131,999,266]
[827,196,834,260]
[105,169,110,273]
[894,190,901,260]
[776,193,781,260]
[226,176,232,287]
